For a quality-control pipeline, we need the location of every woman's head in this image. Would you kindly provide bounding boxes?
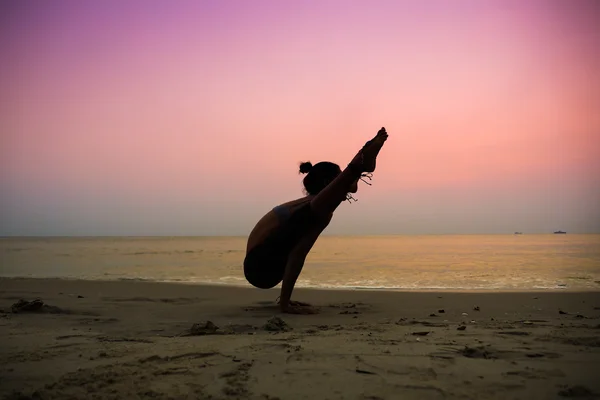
[299,161,342,195]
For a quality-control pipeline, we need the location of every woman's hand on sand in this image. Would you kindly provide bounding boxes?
[276,297,312,307]
[289,300,312,307]
[281,304,320,314]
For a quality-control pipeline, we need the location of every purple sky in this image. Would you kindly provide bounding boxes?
[1,0,599,235]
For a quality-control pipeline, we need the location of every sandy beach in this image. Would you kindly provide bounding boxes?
[1,278,599,400]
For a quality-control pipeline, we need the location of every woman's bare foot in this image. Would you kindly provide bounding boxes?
[289,300,312,307]
[350,127,389,173]
[276,297,312,308]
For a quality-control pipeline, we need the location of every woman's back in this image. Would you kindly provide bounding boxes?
[246,196,313,253]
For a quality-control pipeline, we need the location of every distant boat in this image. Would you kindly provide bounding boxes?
[554,230,567,234]
[514,232,523,235]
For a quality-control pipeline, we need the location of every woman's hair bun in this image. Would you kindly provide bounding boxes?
[299,161,313,174]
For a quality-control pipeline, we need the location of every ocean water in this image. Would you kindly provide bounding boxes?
[1,235,599,291]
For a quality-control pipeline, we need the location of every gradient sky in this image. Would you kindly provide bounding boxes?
[1,0,599,236]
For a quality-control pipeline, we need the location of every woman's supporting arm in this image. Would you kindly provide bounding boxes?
[279,215,331,311]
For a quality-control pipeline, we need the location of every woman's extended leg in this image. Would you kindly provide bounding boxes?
[310,127,388,217]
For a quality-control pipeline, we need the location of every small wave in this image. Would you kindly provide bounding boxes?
[116,277,155,282]
[0,274,594,291]
[294,282,574,291]
[123,250,205,256]
[217,276,247,282]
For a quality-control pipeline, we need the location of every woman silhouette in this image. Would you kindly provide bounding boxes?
[244,128,389,314]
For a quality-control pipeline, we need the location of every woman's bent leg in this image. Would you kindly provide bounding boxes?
[244,205,315,289]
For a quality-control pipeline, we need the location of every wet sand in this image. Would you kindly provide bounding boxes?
[1,278,599,399]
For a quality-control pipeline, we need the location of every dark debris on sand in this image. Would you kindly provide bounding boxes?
[558,336,600,348]
[403,319,448,328]
[180,317,291,336]
[3,390,45,400]
[183,321,221,336]
[496,331,531,336]
[459,346,498,359]
[179,321,262,337]
[263,316,291,332]
[557,385,598,398]
[11,299,67,314]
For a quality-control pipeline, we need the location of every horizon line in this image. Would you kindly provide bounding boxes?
[1,232,596,239]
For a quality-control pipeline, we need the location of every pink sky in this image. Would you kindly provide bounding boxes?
[1,0,599,235]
